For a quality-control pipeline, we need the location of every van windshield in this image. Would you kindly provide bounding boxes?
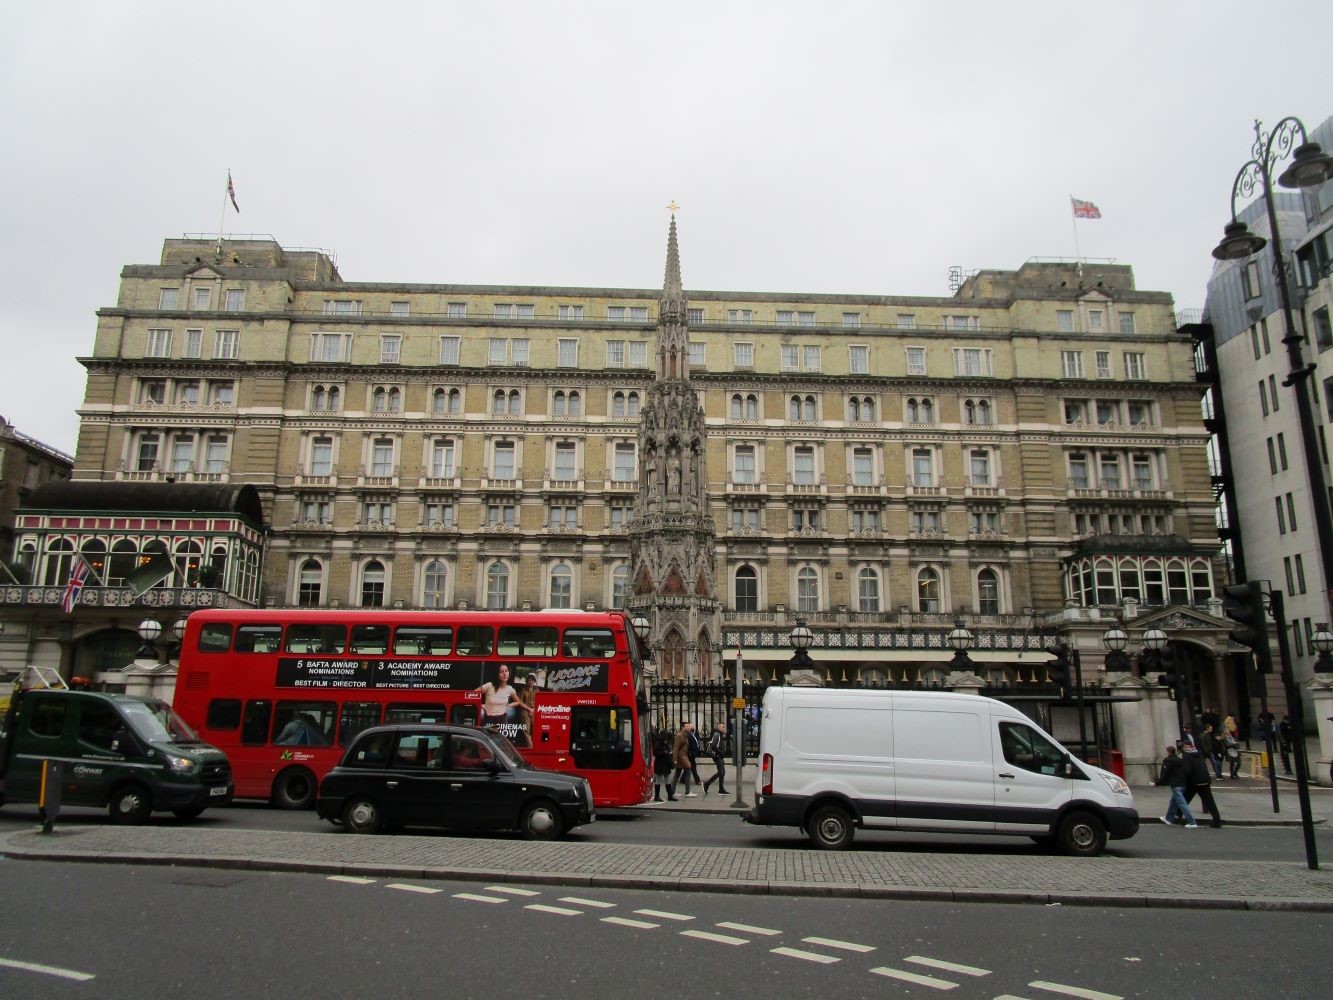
[120,699,203,745]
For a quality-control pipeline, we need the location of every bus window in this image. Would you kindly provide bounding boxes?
[206,698,242,730]
[242,700,272,744]
[456,626,494,657]
[392,627,453,656]
[350,625,389,655]
[339,702,382,745]
[563,629,616,659]
[498,626,558,657]
[450,704,479,727]
[236,626,282,654]
[198,623,233,652]
[570,707,633,769]
[385,703,447,725]
[284,625,346,655]
[273,702,335,745]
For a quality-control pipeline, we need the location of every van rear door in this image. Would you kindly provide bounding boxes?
[993,717,1073,833]
[892,698,994,832]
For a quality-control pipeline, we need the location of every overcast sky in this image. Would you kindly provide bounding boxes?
[2,1,1330,456]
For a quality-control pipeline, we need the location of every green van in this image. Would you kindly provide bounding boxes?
[0,686,233,823]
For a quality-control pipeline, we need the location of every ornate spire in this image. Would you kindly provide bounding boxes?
[662,206,684,304]
[656,207,689,379]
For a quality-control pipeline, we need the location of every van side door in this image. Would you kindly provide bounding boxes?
[69,698,132,806]
[993,719,1073,833]
[4,693,71,803]
[892,700,994,833]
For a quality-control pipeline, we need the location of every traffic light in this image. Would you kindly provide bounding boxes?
[1045,644,1070,690]
[1222,580,1273,672]
[1156,644,1180,700]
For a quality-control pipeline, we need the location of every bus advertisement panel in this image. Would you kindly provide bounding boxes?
[172,609,652,809]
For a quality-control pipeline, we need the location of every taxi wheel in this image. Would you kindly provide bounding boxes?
[272,767,317,810]
[342,797,383,835]
[520,800,564,840]
[110,784,153,824]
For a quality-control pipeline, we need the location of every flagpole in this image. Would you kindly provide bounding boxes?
[1069,194,1083,272]
[218,171,230,259]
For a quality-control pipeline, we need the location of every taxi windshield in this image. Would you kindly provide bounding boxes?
[120,699,202,745]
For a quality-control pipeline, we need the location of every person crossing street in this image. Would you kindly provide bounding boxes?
[702,721,728,796]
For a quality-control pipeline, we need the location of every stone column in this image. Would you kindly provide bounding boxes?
[1107,674,1172,785]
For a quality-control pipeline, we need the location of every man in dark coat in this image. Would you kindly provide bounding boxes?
[1183,745,1223,828]
[1155,746,1197,827]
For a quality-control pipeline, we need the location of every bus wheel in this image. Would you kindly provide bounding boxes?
[1057,811,1107,857]
[272,767,317,810]
[342,797,382,835]
[110,784,153,825]
[520,800,564,840]
[806,804,854,850]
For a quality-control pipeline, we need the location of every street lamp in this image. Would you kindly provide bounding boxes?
[630,615,650,658]
[1213,117,1333,614]
[947,619,974,672]
[1101,623,1131,673]
[137,617,164,664]
[789,619,814,672]
[1312,623,1333,674]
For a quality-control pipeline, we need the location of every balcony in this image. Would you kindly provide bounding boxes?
[543,475,585,495]
[481,477,523,493]
[418,475,461,491]
[358,468,398,489]
[603,478,637,494]
[848,477,886,498]
[0,585,235,612]
[114,464,231,484]
[964,480,1005,499]
[726,478,766,496]
[133,399,236,415]
[906,483,946,500]
[785,476,827,497]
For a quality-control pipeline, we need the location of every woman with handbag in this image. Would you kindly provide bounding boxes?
[1223,729,1241,779]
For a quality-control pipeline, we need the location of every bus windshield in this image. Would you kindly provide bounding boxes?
[121,699,203,745]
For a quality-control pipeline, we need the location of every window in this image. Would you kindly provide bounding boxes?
[360,561,386,607]
[626,341,647,367]
[917,568,940,613]
[730,506,760,532]
[728,308,752,324]
[557,304,584,321]
[447,302,467,318]
[183,328,202,359]
[977,568,1000,615]
[432,387,462,414]
[488,338,529,366]
[380,335,401,364]
[848,395,875,421]
[424,502,455,529]
[1060,351,1084,378]
[301,498,331,524]
[947,314,979,330]
[790,394,817,420]
[553,442,577,480]
[911,448,933,487]
[486,563,509,609]
[1259,379,1270,417]
[906,346,926,375]
[781,345,798,371]
[611,564,628,608]
[1118,311,1136,335]
[1088,310,1104,331]
[1132,454,1153,490]
[177,381,200,405]
[1269,373,1280,412]
[777,310,794,325]
[311,333,351,363]
[851,447,874,486]
[557,339,578,367]
[205,436,228,473]
[953,347,992,377]
[1096,400,1117,426]
[388,301,409,317]
[1099,454,1121,489]
[906,397,933,424]
[370,438,394,477]
[1095,351,1112,378]
[135,432,159,471]
[170,434,194,472]
[1314,308,1333,352]
[159,288,179,310]
[970,509,1001,534]
[857,567,880,613]
[1069,453,1089,489]
[224,289,245,312]
[791,507,820,531]
[548,564,573,608]
[608,503,633,529]
[898,314,917,330]
[606,305,648,322]
[298,560,322,606]
[146,329,171,358]
[194,286,213,310]
[324,299,362,315]
[371,386,401,413]
[492,441,516,479]
[212,330,238,359]
[969,449,991,486]
[362,500,394,526]
[430,439,456,478]
[733,445,756,484]
[963,398,992,426]
[842,312,861,328]
[606,341,625,367]
[1124,352,1147,380]
[140,379,166,404]
[1057,310,1074,332]
[613,443,636,482]
[792,446,816,485]
[797,566,819,612]
[734,342,754,368]
[548,504,578,530]
[1127,400,1153,426]
[735,566,758,612]
[486,504,517,528]
[309,437,333,476]
[422,560,447,607]
[688,342,706,367]
[553,389,582,417]
[849,344,869,374]
[1243,260,1261,300]
[1000,721,1065,775]
[731,393,759,419]
[804,345,822,371]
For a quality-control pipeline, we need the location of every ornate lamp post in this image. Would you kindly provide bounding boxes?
[788,619,814,672]
[947,619,974,672]
[137,617,164,663]
[1102,623,1131,673]
[630,615,650,660]
[1312,623,1333,674]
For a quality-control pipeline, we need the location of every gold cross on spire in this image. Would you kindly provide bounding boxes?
[666,200,680,214]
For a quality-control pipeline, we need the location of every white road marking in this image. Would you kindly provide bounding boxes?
[559,896,616,908]
[633,908,694,921]
[1030,982,1122,1000]
[486,886,541,896]
[602,916,660,929]
[717,921,781,936]
[385,883,443,895]
[326,875,376,884]
[0,957,96,982]
[870,967,958,990]
[771,947,841,964]
[681,929,750,946]
[905,955,991,977]
[802,935,875,953]
[453,892,508,904]
[525,903,583,916]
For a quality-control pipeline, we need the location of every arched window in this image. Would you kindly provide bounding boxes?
[797,566,819,613]
[613,391,626,417]
[298,559,323,606]
[312,385,327,410]
[611,564,628,609]
[388,387,401,413]
[327,386,340,411]
[108,538,138,586]
[917,567,940,613]
[553,391,567,417]
[174,540,203,586]
[731,394,743,419]
[568,390,581,417]
[977,567,1000,615]
[79,540,107,588]
[372,387,388,412]
[803,395,816,420]
[432,387,447,414]
[486,562,509,609]
[627,391,640,417]
[43,537,74,586]
[508,390,521,415]
[423,560,447,607]
[735,565,758,612]
[493,389,507,415]
[790,395,802,420]
[142,539,171,590]
[448,388,461,414]
[549,563,573,608]
[857,567,880,613]
[743,393,756,418]
[361,560,385,607]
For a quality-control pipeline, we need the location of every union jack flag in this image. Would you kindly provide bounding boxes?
[1071,197,1102,220]
[227,171,240,213]
[61,557,90,614]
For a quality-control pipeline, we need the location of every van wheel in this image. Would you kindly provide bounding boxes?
[1057,811,1107,857]
[110,785,153,824]
[341,797,383,834]
[807,805,854,850]
[520,800,564,840]
[272,767,317,810]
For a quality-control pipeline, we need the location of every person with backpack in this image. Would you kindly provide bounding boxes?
[702,721,728,796]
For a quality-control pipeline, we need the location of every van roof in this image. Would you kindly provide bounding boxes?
[761,687,1025,717]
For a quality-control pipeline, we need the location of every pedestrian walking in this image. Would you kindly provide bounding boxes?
[1155,745,1198,827]
[1200,724,1223,780]
[1180,723,1198,752]
[668,725,695,798]
[1278,715,1293,775]
[1223,728,1242,779]
[686,721,703,787]
[702,721,728,796]
[1183,745,1224,828]
[652,730,676,802]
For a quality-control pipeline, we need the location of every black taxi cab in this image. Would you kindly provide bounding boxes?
[316,724,593,839]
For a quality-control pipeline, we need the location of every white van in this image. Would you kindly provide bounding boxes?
[745,687,1137,855]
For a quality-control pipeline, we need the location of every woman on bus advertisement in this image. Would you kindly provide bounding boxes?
[474,663,532,744]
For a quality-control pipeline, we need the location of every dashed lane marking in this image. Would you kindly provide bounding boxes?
[0,957,96,982]
[771,947,841,964]
[326,875,376,884]
[905,956,992,977]
[525,903,583,916]
[485,886,541,896]
[601,916,661,930]
[681,929,750,946]
[385,883,443,895]
[802,936,875,953]
[717,921,781,936]
[453,892,509,904]
[1030,983,1122,1000]
[633,908,694,921]
[870,967,959,990]
[559,897,616,908]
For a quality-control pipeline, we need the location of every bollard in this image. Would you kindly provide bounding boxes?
[37,758,63,833]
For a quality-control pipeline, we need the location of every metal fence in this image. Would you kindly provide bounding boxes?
[650,679,769,759]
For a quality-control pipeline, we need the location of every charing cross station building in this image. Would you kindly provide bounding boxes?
[0,218,1288,783]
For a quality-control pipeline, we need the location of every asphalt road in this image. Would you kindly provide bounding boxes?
[1,859,1330,1000]
[2,799,1328,864]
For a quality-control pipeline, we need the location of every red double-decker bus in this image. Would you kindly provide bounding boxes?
[172,608,652,809]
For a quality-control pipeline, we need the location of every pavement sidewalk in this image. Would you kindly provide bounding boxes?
[4,773,1332,913]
